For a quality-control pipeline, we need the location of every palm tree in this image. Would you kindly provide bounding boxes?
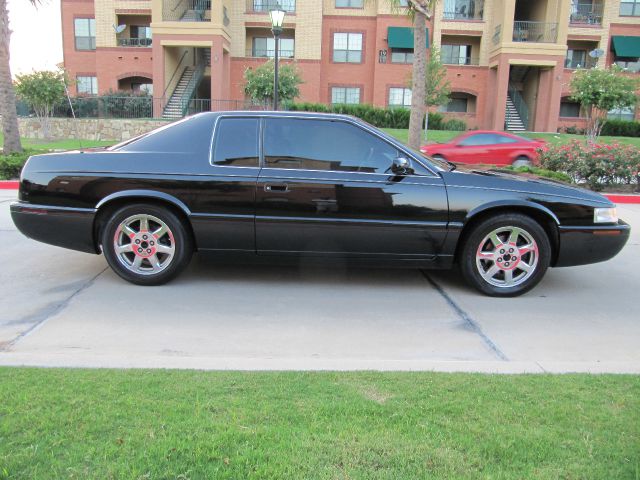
[387,0,438,150]
[0,0,36,154]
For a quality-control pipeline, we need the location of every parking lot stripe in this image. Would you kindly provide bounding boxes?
[421,271,509,361]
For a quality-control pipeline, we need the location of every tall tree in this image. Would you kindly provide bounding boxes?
[387,0,438,149]
[0,0,37,154]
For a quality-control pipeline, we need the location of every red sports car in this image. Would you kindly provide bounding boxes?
[420,130,546,167]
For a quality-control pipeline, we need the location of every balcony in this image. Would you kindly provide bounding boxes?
[117,38,152,47]
[246,0,295,13]
[442,0,484,20]
[442,56,480,66]
[163,0,211,21]
[565,56,597,69]
[513,21,558,43]
[246,48,295,58]
[570,2,603,25]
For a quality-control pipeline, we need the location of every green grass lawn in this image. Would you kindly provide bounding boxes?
[0,134,113,151]
[1,368,638,479]
[382,128,640,147]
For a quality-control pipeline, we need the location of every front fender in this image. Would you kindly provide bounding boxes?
[466,199,560,225]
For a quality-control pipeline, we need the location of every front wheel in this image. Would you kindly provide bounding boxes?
[460,213,551,297]
[101,204,193,286]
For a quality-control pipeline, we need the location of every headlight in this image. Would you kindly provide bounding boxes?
[594,207,618,224]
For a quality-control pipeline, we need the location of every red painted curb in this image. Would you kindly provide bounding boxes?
[0,181,19,190]
[605,194,640,204]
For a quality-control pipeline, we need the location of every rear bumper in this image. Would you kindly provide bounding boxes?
[555,221,631,267]
[10,202,99,254]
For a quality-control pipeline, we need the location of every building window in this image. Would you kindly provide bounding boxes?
[131,82,153,95]
[620,0,640,16]
[333,33,363,63]
[252,37,294,58]
[77,76,97,95]
[74,18,96,51]
[331,87,361,104]
[443,0,484,20]
[335,0,363,7]
[440,97,468,113]
[615,58,640,73]
[560,100,582,118]
[608,107,635,121]
[565,49,587,69]
[441,44,472,65]
[391,48,413,63]
[389,87,412,107]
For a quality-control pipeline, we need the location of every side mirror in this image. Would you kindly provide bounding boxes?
[391,156,414,175]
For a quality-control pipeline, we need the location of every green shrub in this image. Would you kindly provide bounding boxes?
[601,120,640,138]
[443,118,467,131]
[561,125,586,135]
[0,150,34,180]
[503,165,573,184]
[538,141,640,190]
[286,103,464,131]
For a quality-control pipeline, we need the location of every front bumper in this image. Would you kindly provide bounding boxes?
[10,202,99,254]
[555,221,631,267]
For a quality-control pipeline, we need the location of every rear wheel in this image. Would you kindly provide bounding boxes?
[512,156,532,168]
[460,213,551,297]
[101,204,193,286]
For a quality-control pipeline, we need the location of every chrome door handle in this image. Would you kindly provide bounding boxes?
[264,184,289,192]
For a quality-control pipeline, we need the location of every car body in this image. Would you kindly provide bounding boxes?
[11,112,630,296]
[420,130,546,166]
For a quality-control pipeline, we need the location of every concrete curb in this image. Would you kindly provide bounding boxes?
[0,353,639,374]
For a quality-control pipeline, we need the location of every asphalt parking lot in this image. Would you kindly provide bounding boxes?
[1,188,639,373]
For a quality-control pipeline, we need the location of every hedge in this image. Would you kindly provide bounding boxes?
[0,150,34,180]
[600,119,640,138]
[285,102,466,131]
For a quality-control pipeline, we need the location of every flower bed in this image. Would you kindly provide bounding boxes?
[538,141,640,191]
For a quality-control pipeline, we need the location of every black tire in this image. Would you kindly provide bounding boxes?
[460,213,551,297]
[101,203,193,286]
[512,156,532,168]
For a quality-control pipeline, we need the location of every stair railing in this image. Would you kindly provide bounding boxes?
[162,50,189,104]
[180,50,206,117]
[507,83,529,130]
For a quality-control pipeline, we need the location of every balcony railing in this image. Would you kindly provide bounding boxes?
[247,0,295,13]
[117,38,152,47]
[513,21,558,43]
[565,56,597,69]
[570,2,603,25]
[442,0,484,20]
[163,0,210,21]
[442,56,480,66]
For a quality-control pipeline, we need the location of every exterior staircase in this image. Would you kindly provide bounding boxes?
[181,9,201,21]
[163,67,196,120]
[505,95,526,132]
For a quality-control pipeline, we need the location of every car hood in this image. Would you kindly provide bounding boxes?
[440,166,613,206]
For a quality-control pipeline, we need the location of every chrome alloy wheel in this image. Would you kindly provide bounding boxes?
[475,226,539,288]
[113,214,176,275]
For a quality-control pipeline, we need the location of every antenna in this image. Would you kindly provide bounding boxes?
[113,24,126,34]
[589,49,604,58]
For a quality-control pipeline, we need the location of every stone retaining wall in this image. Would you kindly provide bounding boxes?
[18,118,172,142]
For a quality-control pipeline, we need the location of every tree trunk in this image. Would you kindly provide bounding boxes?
[0,0,22,154]
[408,10,427,150]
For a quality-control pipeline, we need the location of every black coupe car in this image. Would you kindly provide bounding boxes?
[11,112,630,296]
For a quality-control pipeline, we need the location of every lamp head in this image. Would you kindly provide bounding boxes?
[270,8,285,35]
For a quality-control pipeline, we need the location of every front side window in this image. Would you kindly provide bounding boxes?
[77,76,97,95]
[74,18,96,50]
[390,48,414,64]
[264,118,399,174]
[389,87,412,107]
[620,0,640,16]
[335,0,364,7]
[252,37,295,58]
[333,33,363,63]
[331,87,361,105]
[459,133,502,146]
[441,44,471,65]
[212,118,260,167]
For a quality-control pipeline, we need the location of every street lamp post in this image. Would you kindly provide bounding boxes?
[269,8,285,111]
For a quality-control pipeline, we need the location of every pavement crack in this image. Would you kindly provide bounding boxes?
[421,271,509,362]
[0,267,108,352]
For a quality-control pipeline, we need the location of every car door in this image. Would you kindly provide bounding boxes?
[255,117,449,259]
[191,116,260,252]
[455,133,500,164]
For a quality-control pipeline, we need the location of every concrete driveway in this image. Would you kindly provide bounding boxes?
[1,188,639,373]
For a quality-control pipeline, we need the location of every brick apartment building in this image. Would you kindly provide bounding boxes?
[61,0,640,132]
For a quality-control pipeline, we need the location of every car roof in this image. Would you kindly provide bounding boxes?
[194,110,359,121]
